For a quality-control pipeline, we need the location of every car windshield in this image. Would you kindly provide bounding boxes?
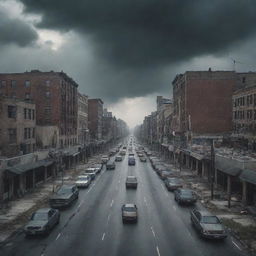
[124,207,136,212]
[85,169,94,173]
[167,178,178,182]
[181,191,193,197]
[31,212,48,221]
[201,216,220,224]
[57,187,71,194]
[78,177,88,181]
[127,177,136,182]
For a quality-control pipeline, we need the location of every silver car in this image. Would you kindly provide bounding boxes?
[24,208,60,236]
[75,175,91,188]
[122,204,138,223]
[190,209,227,239]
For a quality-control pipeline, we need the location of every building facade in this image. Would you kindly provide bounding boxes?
[233,73,256,151]
[77,93,89,145]
[172,71,236,140]
[88,98,103,141]
[0,97,36,157]
[0,70,78,149]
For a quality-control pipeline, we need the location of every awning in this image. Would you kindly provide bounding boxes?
[190,152,205,161]
[219,167,242,177]
[6,159,54,175]
[161,144,169,148]
[240,169,256,185]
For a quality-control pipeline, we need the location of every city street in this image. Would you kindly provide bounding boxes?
[0,151,248,256]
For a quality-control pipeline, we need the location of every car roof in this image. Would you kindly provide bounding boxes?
[60,184,74,188]
[127,175,136,178]
[35,208,52,213]
[124,203,136,207]
[194,209,214,217]
[77,175,89,178]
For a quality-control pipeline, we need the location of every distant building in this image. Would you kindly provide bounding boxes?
[88,98,104,141]
[172,71,236,140]
[233,72,256,151]
[77,93,89,145]
[0,97,36,157]
[0,70,78,149]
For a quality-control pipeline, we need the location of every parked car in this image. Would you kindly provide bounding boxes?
[190,209,227,239]
[84,168,97,179]
[91,163,103,174]
[139,156,147,162]
[106,160,116,170]
[115,155,123,162]
[101,155,109,164]
[126,176,138,189]
[24,208,60,236]
[49,185,79,208]
[122,204,138,223]
[159,170,175,180]
[75,175,91,188]
[164,178,183,191]
[174,189,197,205]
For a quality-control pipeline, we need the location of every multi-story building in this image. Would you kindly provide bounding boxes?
[0,70,78,149]
[233,72,256,151]
[77,93,89,145]
[0,97,36,157]
[172,70,236,141]
[88,98,103,141]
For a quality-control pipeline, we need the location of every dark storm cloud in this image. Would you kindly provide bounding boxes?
[19,0,256,67]
[0,9,38,47]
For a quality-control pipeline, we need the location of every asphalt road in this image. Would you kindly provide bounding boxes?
[0,151,248,256]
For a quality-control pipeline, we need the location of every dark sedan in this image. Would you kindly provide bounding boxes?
[49,184,79,208]
[24,208,60,236]
[174,189,197,205]
[164,178,183,191]
[190,209,227,239]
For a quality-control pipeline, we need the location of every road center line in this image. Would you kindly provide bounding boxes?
[110,199,114,207]
[173,206,177,211]
[55,233,61,240]
[156,246,161,256]
[102,233,105,241]
[232,240,241,250]
[151,227,156,237]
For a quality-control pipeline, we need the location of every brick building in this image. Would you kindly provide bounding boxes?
[0,97,36,157]
[88,98,103,141]
[0,70,78,149]
[233,72,256,151]
[78,93,89,145]
[172,70,236,140]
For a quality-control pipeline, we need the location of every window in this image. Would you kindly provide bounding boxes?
[250,95,253,105]
[28,128,31,139]
[45,80,50,87]
[25,80,30,88]
[11,80,16,88]
[254,110,256,120]
[46,91,51,98]
[0,80,6,88]
[28,109,31,119]
[254,94,256,106]
[242,77,246,83]
[24,108,27,119]
[24,128,27,139]
[32,128,35,138]
[32,109,35,120]
[8,128,17,143]
[25,93,30,99]
[7,105,16,118]
[11,92,16,98]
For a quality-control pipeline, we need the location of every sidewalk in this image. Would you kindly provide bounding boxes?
[168,162,256,254]
[0,154,103,245]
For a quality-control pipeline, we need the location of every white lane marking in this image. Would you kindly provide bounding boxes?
[78,202,83,208]
[55,233,61,240]
[107,214,111,224]
[232,240,241,251]
[144,197,147,203]
[110,199,114,207]
[156,246,161,256]
[187,230,192,237]
[151,226,156,237]
[173,206,177,211]
[102,233,105,241]
[118,180,120,184]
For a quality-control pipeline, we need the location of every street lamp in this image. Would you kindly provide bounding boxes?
[210,139,215,200]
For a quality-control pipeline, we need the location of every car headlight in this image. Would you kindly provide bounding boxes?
[202,230,208,234]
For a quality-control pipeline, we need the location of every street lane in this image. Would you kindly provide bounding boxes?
[0,149,248,256]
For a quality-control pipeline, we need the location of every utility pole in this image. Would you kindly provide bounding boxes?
[210,139,215,200]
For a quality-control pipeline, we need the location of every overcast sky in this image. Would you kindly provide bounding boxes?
[1,0,256,128]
